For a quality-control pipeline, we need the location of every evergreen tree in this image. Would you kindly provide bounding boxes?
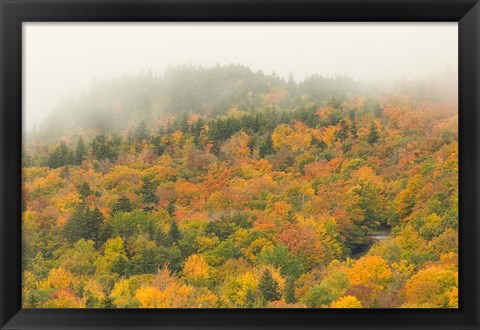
[180,114,189,133]
[63,204,87,243]
[62,204,103,248]
[77,181,92,200]
[85,207,103,248]
[168,219,181,244]
[259,135,274,158]
[22,150,32,167]
[99,296,115,308]
[244,290,256,308]
[140,175,159,209]
[350,119,358,138]
[92,134,118,161]
[47,142,72,168]
[126,130,134,146]
[135,121,149,141]
[367,122,380,145]
[68,150,75,165]
[349,110,357,138]
[75,136,86,165]
[284,277,297,304]
[166,199,176,217]
[259,270,281,302]
[112,196,133,213]
[337,119,349,141]
[151,136,164,156]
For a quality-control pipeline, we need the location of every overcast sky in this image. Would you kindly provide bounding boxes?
[23,22,458,130]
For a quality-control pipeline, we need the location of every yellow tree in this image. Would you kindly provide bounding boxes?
[403,266,457,307]
[272,122,312,152]
[347,256,393,298]
[183,254,210,285]
[331,295,363,308]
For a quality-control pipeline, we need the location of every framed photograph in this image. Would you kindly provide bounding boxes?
[1,0,479,329]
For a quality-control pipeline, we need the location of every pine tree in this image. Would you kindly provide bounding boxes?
[259,270,281,302]
[86,207,103,248]
[166,200,176,217]
[350,119,358,138]
[180,114,189,133]
[338,119,349,141]
[100,296,115,308]
[244,289,256,308]
[135,121,149,141]
[92,134,118,161]
[284,277,297,304]
[22,150,32,167]
[75,136,87,165]
[140,175,159,207]
[47,142,72,168]
[77,181,92,200]
[151,136,164,156]
[112,196,133,213]
[63,204,87,243]
[62,204,103,248]
[259,135,274,158]
[168,219,181,244]
[367,122,380,145]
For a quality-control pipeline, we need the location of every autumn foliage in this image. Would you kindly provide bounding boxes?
[22,66,457,308]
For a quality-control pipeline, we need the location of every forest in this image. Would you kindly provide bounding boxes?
[22,65,458,308]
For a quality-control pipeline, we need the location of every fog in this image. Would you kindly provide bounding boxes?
[23,22,458,131]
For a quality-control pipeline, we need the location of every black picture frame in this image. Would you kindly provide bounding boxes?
[1,1,479,329]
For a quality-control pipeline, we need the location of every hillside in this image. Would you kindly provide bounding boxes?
[22,65,458,308]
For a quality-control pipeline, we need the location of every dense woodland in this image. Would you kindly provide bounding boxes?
[23,65,458,308]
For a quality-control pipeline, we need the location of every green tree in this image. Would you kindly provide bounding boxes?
[303,283,336,308]
[284,277,297,304]
[135,121,150,141]
[259,270,281,302]
[77,182,92,200]
[166,200,176,217]
[75,136,87,165]
[47,142,73,168]
[337,119,349,141]
[259,135,274,158]
[367,122,380,145]
[112,196,133,214]
[244,290,256,308]
[92,134,118,161]
[140,175,159,209]
[63,205,103,248]
[168,219,181,245]
[87,207,104,247]
[63,204,87,244]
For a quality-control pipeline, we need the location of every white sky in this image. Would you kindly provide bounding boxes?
[23,22,458,130]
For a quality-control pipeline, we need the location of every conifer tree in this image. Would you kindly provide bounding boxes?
[244,290,256,308]
[62,204,103,248]
[168,219,181,244]
[140,175,159,210]
[77,181,92,200]
[367,122,380,145]
[259,135,274,158]
[167,200,176,217]
[259,270,281,302]
[75,136,87,165]
[135,121,149,141]
[63,204,87,243]
[87,207,104,247]
[47,142,72,168]
[112,196,133,214]
[338,119,349,141]
[284,277,297,304]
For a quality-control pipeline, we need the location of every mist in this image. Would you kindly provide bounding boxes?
[23,22,458,131]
